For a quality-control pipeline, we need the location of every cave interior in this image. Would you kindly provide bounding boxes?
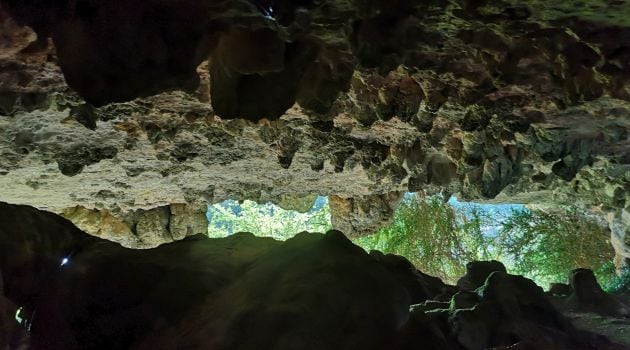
[0,0,629,349]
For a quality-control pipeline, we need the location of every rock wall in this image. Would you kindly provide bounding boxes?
[60,204,208,249]
[0,1,628,253]
[329,193,403,237]
[609,209,630,270]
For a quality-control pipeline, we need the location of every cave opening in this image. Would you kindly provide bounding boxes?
[206,193,621,290]
[206,196,332,239]
[1,0,629,348]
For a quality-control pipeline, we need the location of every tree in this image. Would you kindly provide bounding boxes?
[354,197,617,288]
[353,195,492,284]
[207,199,332,240]
[495,206,615,288]
[206,196,618,290]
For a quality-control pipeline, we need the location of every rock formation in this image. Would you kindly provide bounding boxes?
[0,1,628,256]
[1,0,629,348]
[550,268,630,318]
[1,203,628,349]
[609,209,630,270]
[60,204,209,248]
[456,260,507,291]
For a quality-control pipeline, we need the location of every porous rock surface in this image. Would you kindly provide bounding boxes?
[608,209,630,270]
[0,1,629,252]
[1,203,628,350]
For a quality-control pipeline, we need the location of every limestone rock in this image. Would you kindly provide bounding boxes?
[450,291,479,310]
[60,206,137,247]
[329,193,403,237]
[135,207,172,246]
[61,204,208,248]
[450,271,618,350]
[608,209,630,270]
[370,251,455,305]
[0,202,97,308]
[1,203,411,349]
[1,0,356,119]
[547,283,572,297]
[275,193,317,213]
[0,1,628,250]
[168,203,208,241]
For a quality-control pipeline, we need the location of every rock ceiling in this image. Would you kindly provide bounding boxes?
[0,0,628,258]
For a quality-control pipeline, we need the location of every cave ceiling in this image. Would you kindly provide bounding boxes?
[0,0,628,247]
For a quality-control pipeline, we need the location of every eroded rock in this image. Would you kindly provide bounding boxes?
[61,204,208,248]
[609,209,630,270]
[0,1,628,252]
[329,193,403,237]
[0,0,356,120]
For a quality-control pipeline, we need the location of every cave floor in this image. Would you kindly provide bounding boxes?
[568,308,630,347]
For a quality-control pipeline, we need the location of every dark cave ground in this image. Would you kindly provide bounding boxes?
[1,202,629,350]
[568,312,630,347]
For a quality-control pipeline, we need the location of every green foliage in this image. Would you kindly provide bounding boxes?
[594,261,618,290]
[206,195,620,291]
[353,195,493,284]
[207,199,332,240]
[603,266,630,294]
[354,197,618,288]
[495,207,615,288]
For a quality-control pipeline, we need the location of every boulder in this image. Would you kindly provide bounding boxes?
[395,306,455,350]
[29,231,413,350]
[450,291,479,310]
[563,268,630,317]
[370,251,457,304]
[456,260,507,291]
[547,283,573,297]
[450,271,624,350]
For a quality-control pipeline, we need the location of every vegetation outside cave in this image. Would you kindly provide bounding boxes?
[207,195,624,290]
[355,195,618,289]
[206,196,332,239]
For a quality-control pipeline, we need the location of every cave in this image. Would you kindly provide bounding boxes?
[0,0,629,349]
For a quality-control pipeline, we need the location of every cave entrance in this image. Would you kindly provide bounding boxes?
[206,196,332,240]
[354,193,618,289]
[205,193,620,290]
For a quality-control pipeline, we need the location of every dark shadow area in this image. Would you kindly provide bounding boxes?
[1,202,628,349]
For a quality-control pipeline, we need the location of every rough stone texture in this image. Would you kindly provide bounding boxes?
[369,250,458,304]
[329,193,403,237]
[275,193,318,213]
[0,1,629,253]
[448,271,591,350]
[1,203,626,350]
[608,209,630,270]
[0,0,356,119]
[60,204,208,248]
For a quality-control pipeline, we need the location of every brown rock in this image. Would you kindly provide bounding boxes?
[329,193,403,237]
